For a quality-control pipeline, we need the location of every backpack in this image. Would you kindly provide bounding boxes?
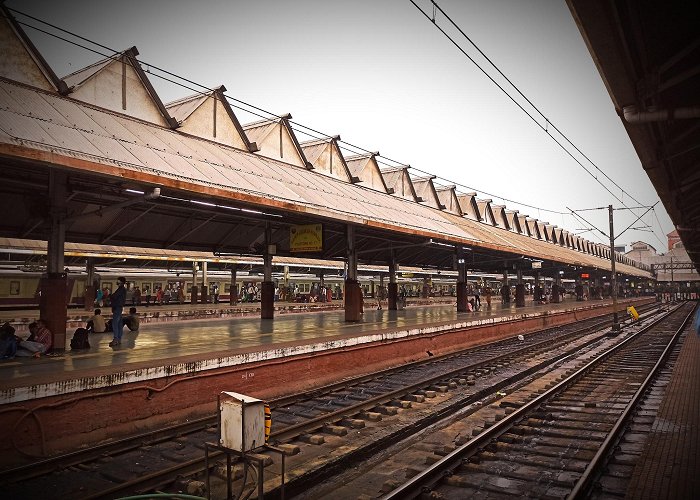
[70,328,90,350]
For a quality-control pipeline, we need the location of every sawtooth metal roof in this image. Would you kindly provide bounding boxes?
[0,77,650,278]
[0,6,652,279]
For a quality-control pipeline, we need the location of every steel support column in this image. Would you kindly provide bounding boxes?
[552,274,562,303]
[261,223,274,319]
[344,225,362,321]
[200,261,209,304]
[456,250,468,312]
[191,261,198,304]
[84,258,96,311]
[229,265,238,305]
[515,269,525,307]
[41,171,68,351]
[501,270,510,304]
[388,256,398,310]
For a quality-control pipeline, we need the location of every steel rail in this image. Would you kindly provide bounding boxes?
[2,305,657,498]
[84,310,632,500]
[268,310,630,443]
[381,302,686,499]
[1,309,615,484]
[567,302,697,499]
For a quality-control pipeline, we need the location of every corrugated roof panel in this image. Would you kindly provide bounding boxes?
[242,121,276,144]
[81,107,143,145]
[39,121,107,158]
[0,80,651,278]
[62,57,112,89]
[165,93,207,123]
[73,129,143,166]
[41,93,111,135]
[0,84,67,125]
[300,141,326,165]
[0,109,62,146]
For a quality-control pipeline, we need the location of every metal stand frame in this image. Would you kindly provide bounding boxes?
[204,443,286,500]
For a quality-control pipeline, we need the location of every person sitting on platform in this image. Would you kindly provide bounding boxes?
[0,322,18,359]
[16,320,52,358]
[123,307,140,331]
[87,308,106,333]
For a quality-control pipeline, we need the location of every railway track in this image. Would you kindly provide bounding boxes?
[364,302,694,500]
[0,303,662,499]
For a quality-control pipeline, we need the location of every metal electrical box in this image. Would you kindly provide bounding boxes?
[219,391,265,452]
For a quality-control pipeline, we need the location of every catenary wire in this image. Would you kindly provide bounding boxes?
[427,0,649,209]
[410,0,669,245]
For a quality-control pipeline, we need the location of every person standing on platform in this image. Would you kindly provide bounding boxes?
[144,286,151,307]
[109,277,126,347]
[485,287,492,308]
[474,288,481,310]
[94,287,103,308]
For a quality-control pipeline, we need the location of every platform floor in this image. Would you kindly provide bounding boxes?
[0,298,621,393]
[626,313,699,500]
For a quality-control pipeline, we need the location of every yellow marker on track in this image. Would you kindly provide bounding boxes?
[627,306,639,321]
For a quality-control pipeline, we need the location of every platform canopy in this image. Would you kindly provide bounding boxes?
[568,0,700,273]
[0,5,652,280]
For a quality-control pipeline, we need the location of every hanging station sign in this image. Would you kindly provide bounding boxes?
[290,224,323,252]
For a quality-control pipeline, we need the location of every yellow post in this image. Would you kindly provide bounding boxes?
[264,403,271,443]
[627,306,639,321]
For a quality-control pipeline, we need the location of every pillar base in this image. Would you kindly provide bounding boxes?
[191,286,198,304]
[344,280,362,322]
[388,283,398,310]
[200,288,209,304]
[40,274,68,352]
[229,284,238,305]
[515,283,525,307]
[261,281,274,319]
[456,282,468,312]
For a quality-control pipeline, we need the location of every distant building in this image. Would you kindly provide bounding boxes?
[667,230,681,251]
[625,240,699,284]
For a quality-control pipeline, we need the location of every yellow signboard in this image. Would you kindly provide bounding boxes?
[290,224,323,252]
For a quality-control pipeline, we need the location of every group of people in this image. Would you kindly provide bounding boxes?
[0,319,53,359]
[85,277,140,347]
[1,276,142,359]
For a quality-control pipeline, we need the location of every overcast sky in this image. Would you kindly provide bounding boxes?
[9,0,675,252]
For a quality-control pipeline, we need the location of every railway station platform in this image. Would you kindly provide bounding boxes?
[0,296,653,465]
[625,309,700,500]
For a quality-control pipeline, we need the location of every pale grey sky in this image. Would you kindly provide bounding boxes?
[9,0,675,252]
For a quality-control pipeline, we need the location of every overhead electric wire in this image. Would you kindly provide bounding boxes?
[426,0,647,209]
[410,0,630,206]
[410,0,669,243]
